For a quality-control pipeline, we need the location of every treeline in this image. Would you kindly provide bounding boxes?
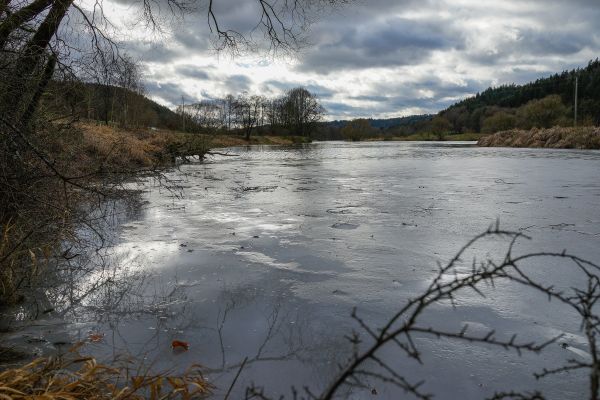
[178,87,324,139]
[313,114,435,141]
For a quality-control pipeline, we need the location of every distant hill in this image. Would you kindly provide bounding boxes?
[440,59,600,133]
[324,114,433,130]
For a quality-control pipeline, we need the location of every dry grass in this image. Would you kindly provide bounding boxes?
[76,124,309,168]
[0,347,213,399]
[77,124,211,168]
[478,126,600,149]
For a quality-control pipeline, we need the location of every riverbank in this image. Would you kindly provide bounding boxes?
[360,132,486,142]
[478,126,600,149]
[208,133,311,147]
[78,123,209,168]
[0,123,308,308]
[78,123,311,165]
[393,132,486,141]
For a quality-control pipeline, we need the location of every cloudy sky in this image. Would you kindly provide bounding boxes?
[98,0,600,120]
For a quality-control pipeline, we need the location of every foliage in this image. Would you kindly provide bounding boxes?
[430,115,452,140]
[481,110,517,133]
[341,118,375,141]
[315,115,434,140]
[515,95,569,129]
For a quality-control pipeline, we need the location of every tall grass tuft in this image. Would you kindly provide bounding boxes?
[0,346,213,399]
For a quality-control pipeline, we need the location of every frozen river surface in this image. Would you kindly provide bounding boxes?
[14,141,600,399]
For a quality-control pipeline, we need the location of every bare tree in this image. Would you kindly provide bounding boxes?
[190,99,225,133]
[234,93,265,140]
[281,87,325,137]
[223,94,236,132]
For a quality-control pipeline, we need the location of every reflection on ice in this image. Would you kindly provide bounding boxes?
[236,251,300,271]
[4,142,600,399]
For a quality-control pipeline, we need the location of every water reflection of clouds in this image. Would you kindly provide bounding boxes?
[11,142,599,398]
[115,241,181,271]
[237,251,301,271]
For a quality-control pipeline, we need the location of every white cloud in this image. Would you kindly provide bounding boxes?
[92,0,600,119]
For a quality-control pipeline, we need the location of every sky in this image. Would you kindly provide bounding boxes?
[97,0,600,120]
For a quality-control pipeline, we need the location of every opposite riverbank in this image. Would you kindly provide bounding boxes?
[478,126,600,149]
[77,123,310,168]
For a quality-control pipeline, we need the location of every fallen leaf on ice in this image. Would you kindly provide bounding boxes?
[88,332,104,342]
[171,340,189,350]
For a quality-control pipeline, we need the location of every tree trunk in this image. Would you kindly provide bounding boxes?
[19,54,56,127]
[1,0,73,124]
[0,0,55,49]
[0,0,11,18]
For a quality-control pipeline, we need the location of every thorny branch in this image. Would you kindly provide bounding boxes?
[246,224,600,400]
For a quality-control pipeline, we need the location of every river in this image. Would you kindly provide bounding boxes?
[5,141,600,399]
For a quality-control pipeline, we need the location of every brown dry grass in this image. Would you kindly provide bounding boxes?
[477,126,600,149]
[0,347,212,400]
[77,124,211,168]
[76,124,308,168]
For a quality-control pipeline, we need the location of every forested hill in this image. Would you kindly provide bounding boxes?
[440,59,600,133]
[46,82,184,130]
[314,114,433,140]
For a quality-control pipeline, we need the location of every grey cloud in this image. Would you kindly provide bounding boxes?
[224,74,252,93]
[174,65,212,80]
[297,17,464,74]
[145,81,197,106]
[321,101,362,118]
[515,29,596,56]
[469,29,597,67]
[121,40,183,63]
[262,80,335,98]
[345,76,488,117]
